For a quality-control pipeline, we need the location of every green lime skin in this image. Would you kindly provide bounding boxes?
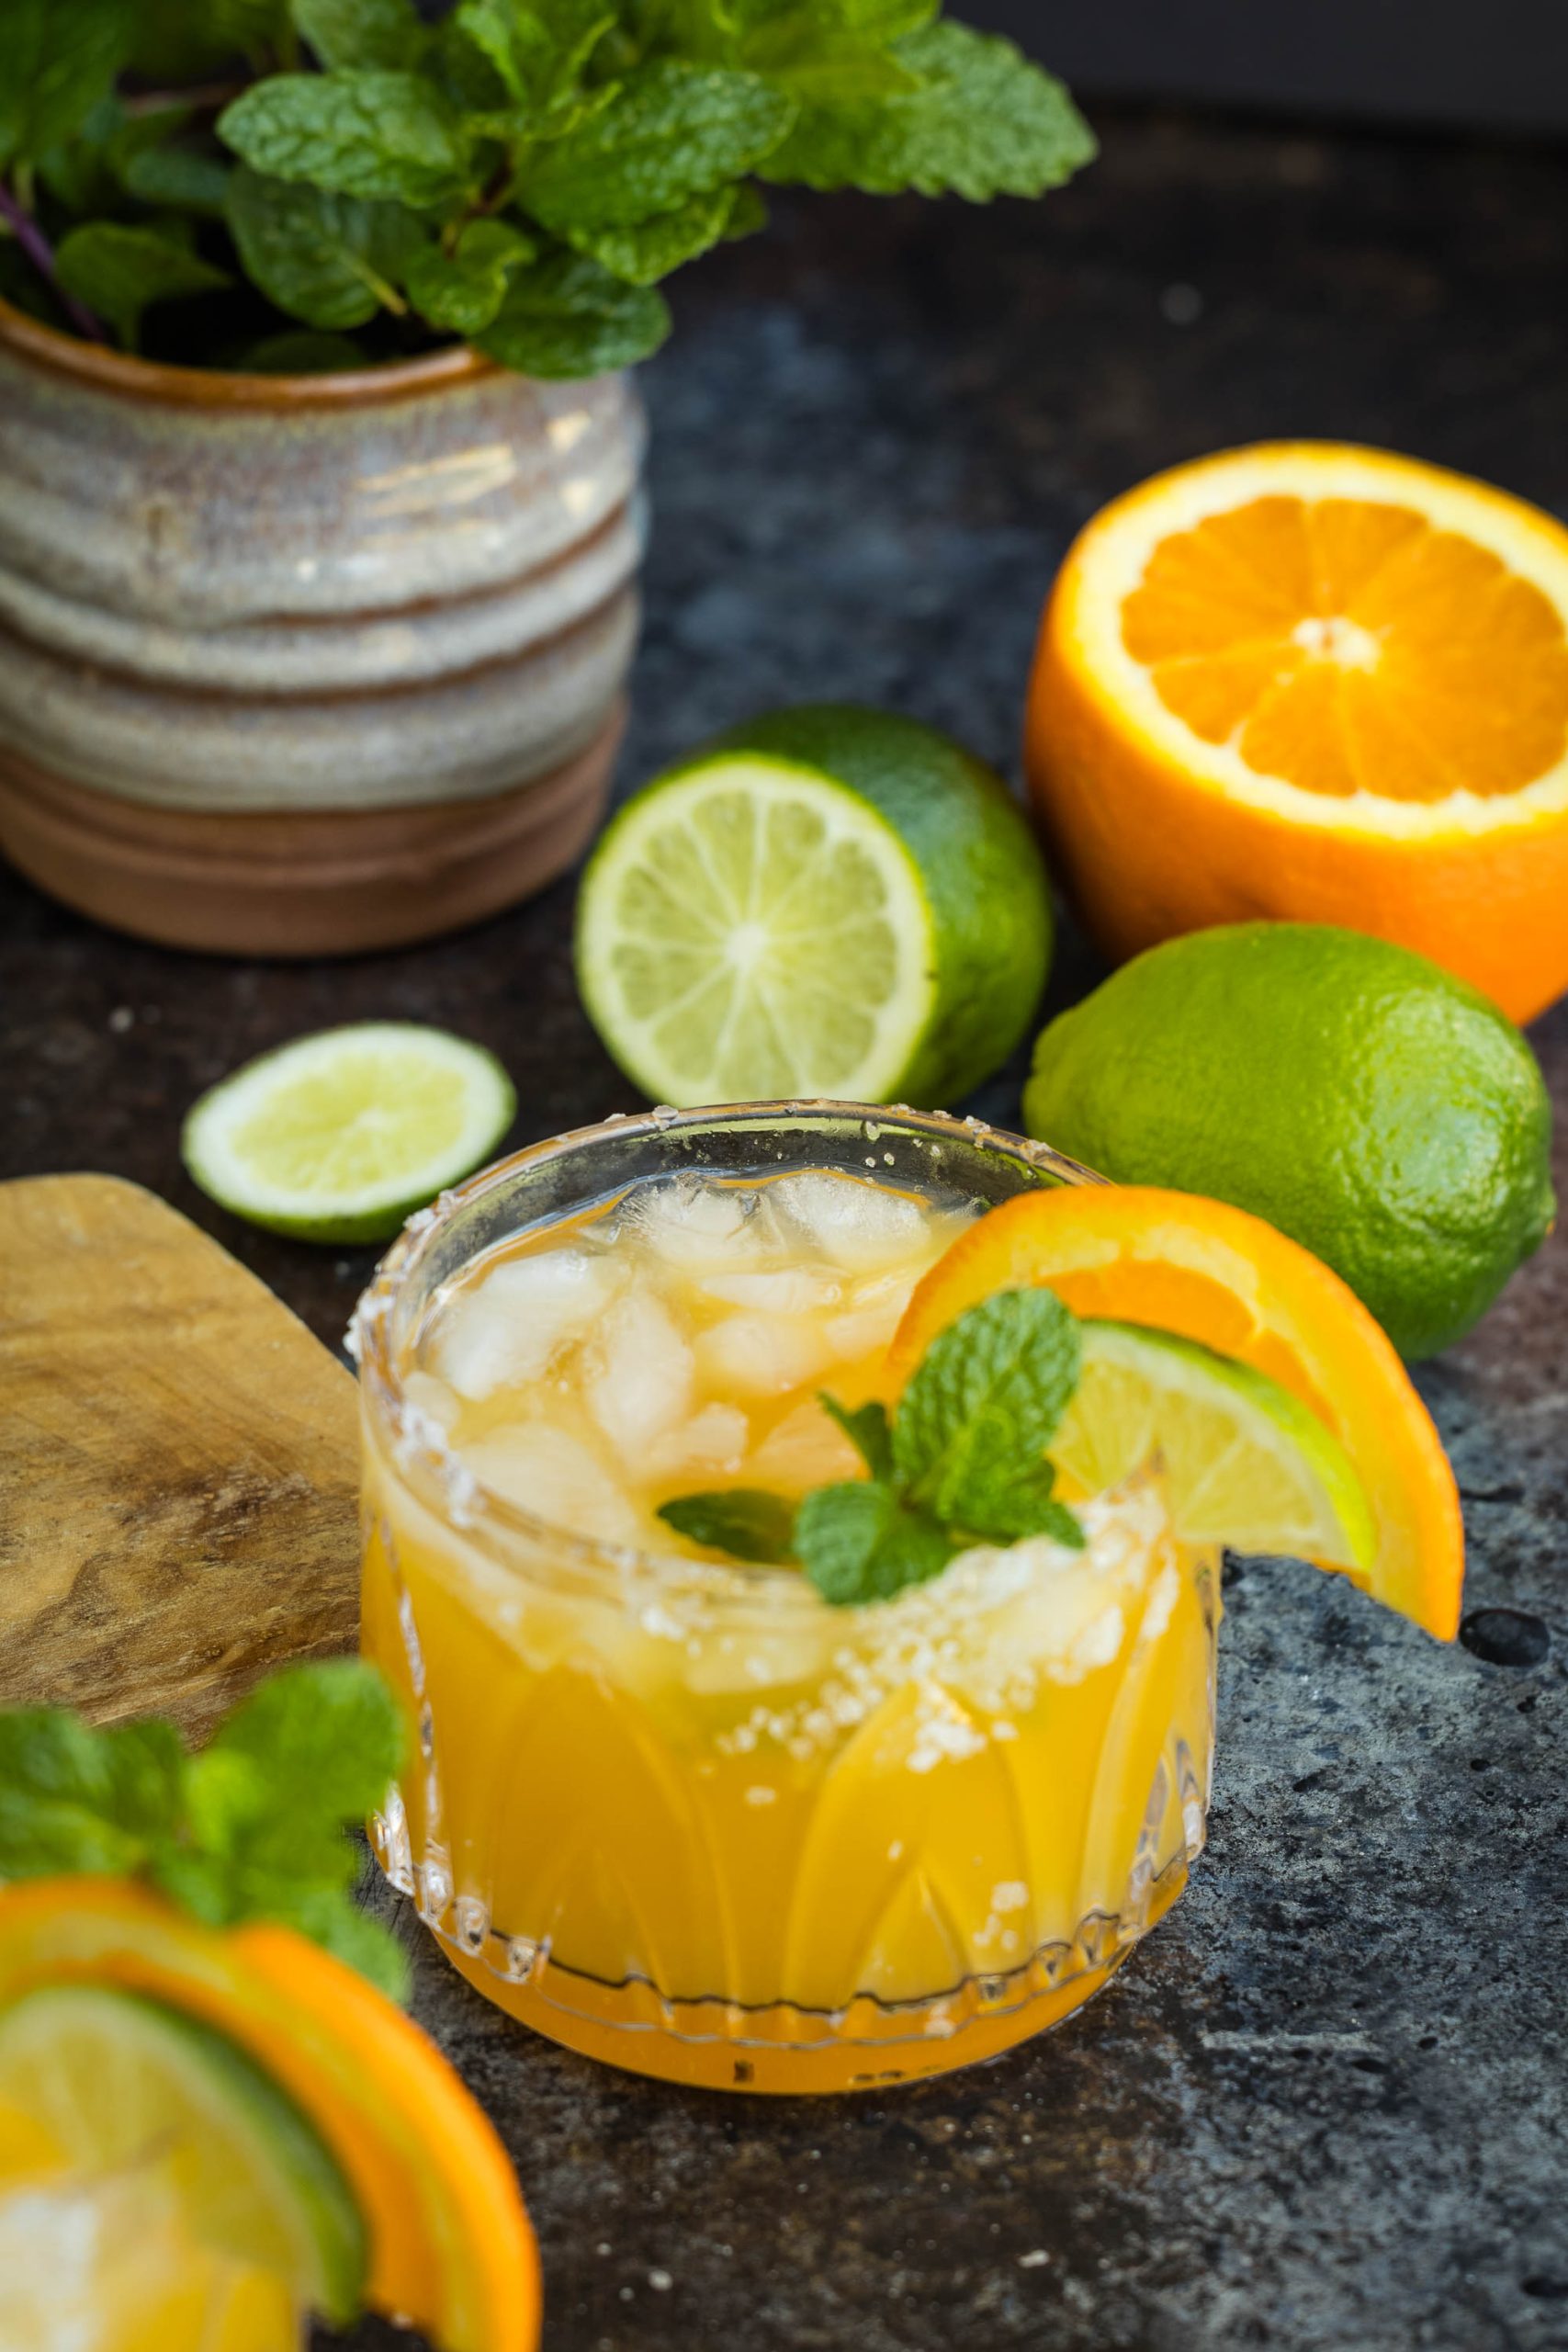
[584,705,1055,1109]
[1023,922,1556,1361]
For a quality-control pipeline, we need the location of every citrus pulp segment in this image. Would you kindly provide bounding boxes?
[0,1878,541,2352]
[1026,440,1568,1020]
[888,1186,1464,1638]
[0,1982,364,2322]
[576,706,1053,1108]
[182,1023,516,1243]
[1054,1320,1378,1571]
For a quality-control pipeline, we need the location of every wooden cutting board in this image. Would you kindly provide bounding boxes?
[0,1174,360,1742]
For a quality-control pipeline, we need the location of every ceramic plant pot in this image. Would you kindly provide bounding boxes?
[0,300,646,956]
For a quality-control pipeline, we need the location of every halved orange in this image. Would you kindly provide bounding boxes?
[886,1186,1464,1639]
[1027,441,1568,1023]
[0,1877,540,2352]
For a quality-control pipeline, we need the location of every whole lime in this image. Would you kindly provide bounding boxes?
[1022,922,1555,1359]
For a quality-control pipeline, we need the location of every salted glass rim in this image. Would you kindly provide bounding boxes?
[355,1098,1102,1606]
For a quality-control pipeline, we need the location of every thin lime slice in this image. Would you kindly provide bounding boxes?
[183,1023,515,1243]
[1052,1318,1379,1570]
[575,706,1052,1109]
[0,1984,366,2324]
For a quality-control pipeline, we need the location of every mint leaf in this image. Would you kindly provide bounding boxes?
[225,164,421,328]
[184,1659,402,1895]
[124,143,232,215]
[54,222,231,352]
[734,0,935,32]
[658,1489,797,1564]
[456,0,614,110]
[0,0,135,173]
[130,0,290,80]
[1032,1496,1088,1550]
[430,11,516,112]
[0,1667,412,2002]
[763,21,1095,200]
[894,1286,1082,1533]
[474,250,671,376]
[294,0,426,71]
[818,1392,894,1481]
[566,184,739,288]
[219,70,470,209]
[724,180,769,239]
[207,1659,406,1834]
[150,1849,410,2002]
[520,60,795,234]
[795,1481,954,1607]
[739,9,928,101]
[951,1460,1085,1551]
[406,217,535,334]
[0,1713,185,1881]
[277,1883,412,2003]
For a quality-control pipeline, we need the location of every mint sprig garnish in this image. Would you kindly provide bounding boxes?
[658,1286,1087,1606]
[0,1660,411,2002]
[892,1285,1086,1546]
[0,1,1092,374]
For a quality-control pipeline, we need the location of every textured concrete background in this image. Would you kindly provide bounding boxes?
[3,107,1566,2352]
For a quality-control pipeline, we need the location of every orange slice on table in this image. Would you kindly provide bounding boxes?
[0,1876,540,2352]
[886,1185,1464,1640]
[1027,441,1568,1023]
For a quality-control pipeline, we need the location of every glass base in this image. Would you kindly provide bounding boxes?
[397,1853,1193,2095]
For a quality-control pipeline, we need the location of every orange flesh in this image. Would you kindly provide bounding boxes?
[888,1187,1464,1642]
[1122,493,1568,802]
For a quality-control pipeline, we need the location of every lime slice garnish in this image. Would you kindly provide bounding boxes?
[182,1022,515,1243]
[1052,1318,1379,1571]
[575,706,1053,1109]
[0,1984,366,2324]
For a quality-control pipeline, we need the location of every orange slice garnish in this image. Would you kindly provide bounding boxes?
[887,1185,1463,1639]
[1027,441,1568,1022]
[0,1877,540,2352]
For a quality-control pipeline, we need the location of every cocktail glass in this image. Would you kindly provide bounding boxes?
[355,1103,1217,2094]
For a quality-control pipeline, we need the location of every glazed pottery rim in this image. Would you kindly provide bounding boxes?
[355,1098,1104,1607]
[0,291,503,409]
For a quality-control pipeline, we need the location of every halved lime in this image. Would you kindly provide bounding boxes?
[575,705,1053,1108]
[182,1023,515,1243]
[1052,1318,1379,1570]
[0,1983,366,2324]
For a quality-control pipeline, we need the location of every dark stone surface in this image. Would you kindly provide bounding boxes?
[4,107,1567,2352]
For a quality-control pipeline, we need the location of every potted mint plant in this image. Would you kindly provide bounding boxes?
[0,0,1092,956]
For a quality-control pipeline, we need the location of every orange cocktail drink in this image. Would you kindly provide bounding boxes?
[355,1105,1216,2093]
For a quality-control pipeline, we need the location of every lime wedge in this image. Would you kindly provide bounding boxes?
[1052,1318,1379,1571]
[575,705,1053,1108]
[0,1984,366,2324]
[182,1023,515,1243]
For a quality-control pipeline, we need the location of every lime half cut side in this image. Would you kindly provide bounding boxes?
[183,1022,515,1243]
[578,755,935,1105]
[575,707,1054,1110]
[1052,1318,1380,1571]
[0,1984,367,2325]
